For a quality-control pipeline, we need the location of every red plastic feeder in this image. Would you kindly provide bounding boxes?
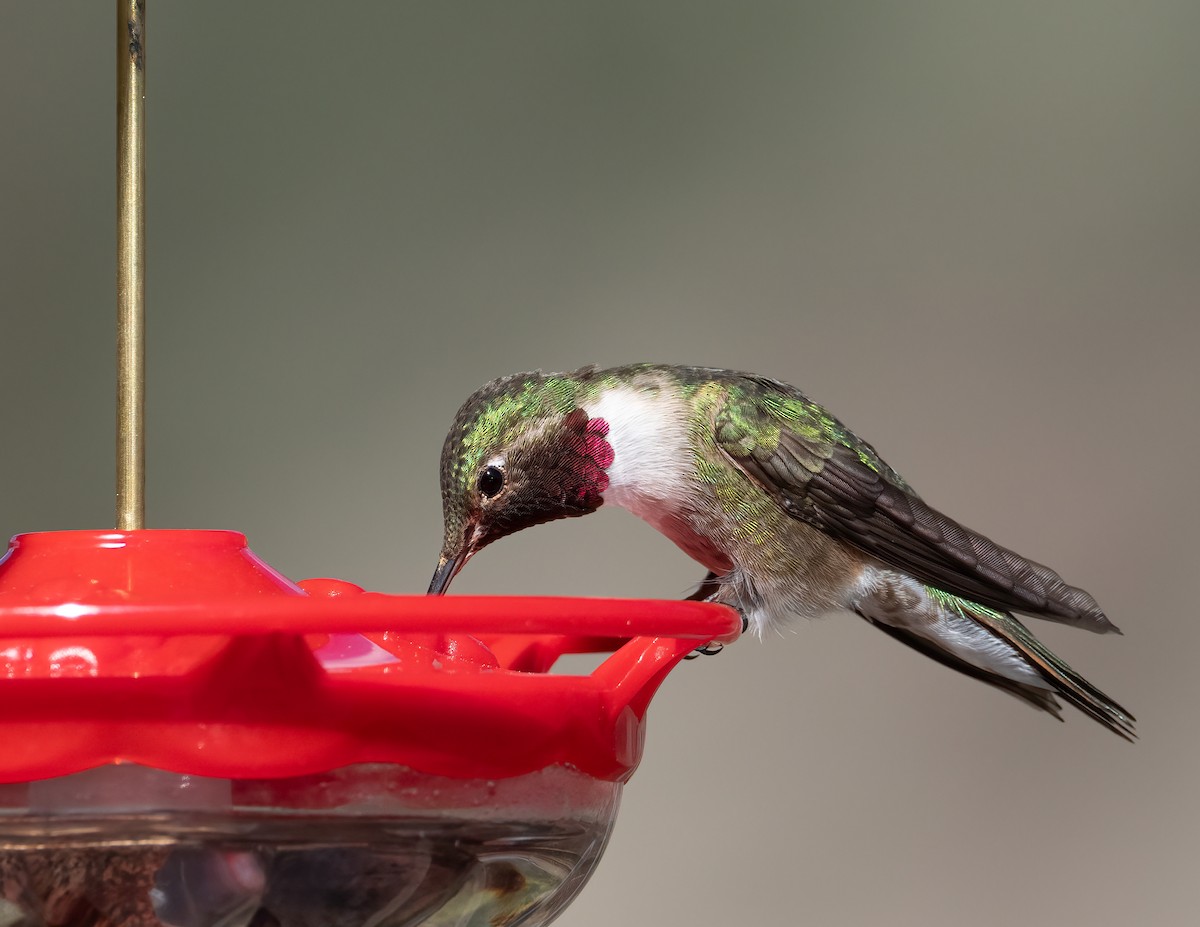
[0,529,740,926]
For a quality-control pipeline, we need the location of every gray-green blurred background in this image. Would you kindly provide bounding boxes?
[3,3,1198,924]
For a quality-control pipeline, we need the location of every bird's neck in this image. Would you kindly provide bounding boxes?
[581,383,694,519]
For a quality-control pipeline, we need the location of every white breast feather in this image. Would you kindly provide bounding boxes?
[584,386,692,518]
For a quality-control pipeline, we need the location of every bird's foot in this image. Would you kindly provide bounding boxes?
[681,572,747,658]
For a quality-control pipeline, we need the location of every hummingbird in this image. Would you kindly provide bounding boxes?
[428,364,1134,739]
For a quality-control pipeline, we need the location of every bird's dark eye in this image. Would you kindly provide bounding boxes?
[478,465,505,499]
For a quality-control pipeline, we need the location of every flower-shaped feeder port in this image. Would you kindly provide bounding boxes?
[0,529,740,927]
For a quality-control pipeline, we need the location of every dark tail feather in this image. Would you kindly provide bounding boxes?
[859,612,1067,719]
[954,601,1136,742]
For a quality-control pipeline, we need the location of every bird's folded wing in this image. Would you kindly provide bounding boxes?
[713,390,1116,633]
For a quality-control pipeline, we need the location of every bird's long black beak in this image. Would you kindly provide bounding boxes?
[427,553,463,595]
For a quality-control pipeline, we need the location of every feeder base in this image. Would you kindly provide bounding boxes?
[0,765,619,927]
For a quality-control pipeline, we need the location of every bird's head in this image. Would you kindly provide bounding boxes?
[428,371,614,594]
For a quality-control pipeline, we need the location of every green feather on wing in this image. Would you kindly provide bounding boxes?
[713,377,1118,634]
